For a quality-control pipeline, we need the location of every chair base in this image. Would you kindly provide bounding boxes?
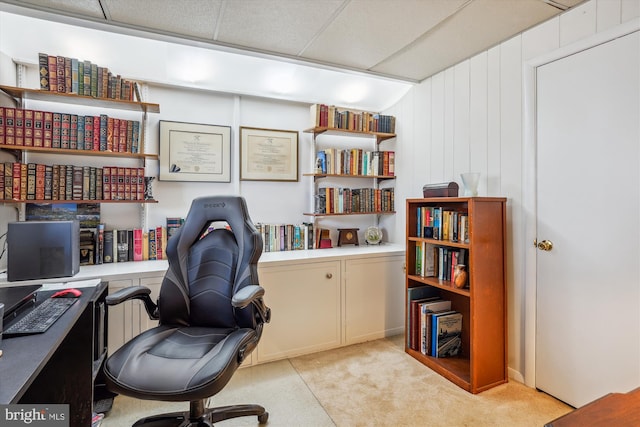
[131,404,269,427]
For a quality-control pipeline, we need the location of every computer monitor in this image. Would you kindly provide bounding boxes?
[7,220,80,282]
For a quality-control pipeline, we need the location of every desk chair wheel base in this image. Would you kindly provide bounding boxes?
[132,402,269,426]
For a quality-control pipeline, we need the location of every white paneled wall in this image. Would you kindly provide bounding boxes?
[390,0,640,382]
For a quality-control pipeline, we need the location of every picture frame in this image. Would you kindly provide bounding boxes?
[159,120,231,182]
[240,126,298,181]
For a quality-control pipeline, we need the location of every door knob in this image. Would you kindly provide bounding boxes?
[536,240,553,251]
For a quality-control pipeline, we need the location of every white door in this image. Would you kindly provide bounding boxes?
[535,31,640,407]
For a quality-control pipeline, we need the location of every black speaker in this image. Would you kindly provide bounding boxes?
[7,220,80,281]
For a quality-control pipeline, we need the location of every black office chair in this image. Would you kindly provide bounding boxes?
[103,196,271,426]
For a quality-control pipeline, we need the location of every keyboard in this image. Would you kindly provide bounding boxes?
[4,297,76,337]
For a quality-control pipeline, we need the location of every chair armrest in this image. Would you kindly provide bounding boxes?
[105,285,159,320]
[232,285,264,308]
[232,285,271,323]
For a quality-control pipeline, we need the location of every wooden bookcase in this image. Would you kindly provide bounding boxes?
[405,197,507,393]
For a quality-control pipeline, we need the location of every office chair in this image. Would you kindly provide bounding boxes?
[103,196,271,426]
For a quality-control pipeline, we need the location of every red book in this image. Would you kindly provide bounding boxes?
[12,163,21,200]
[0,106,5,145]
[133,228,143,261]
[43,111,53,147]
[60,113,71,149]
[93,115,100,151]
[118,119,127,152]
[155,226,164,260]
[33,110,44,147]
[47,55,57,92]
[4,108,14,145]
[14,109,24,146]
[52,112,62,148]
[112,118,119,151]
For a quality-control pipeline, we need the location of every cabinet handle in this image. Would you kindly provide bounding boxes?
[326,273,333,279]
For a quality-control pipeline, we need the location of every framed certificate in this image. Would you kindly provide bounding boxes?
[159,120,231,182]
[240,127,298,181]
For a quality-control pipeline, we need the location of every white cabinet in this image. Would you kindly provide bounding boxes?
[256,260,341,363]
[344,255,405,345]
[107,274,163,354]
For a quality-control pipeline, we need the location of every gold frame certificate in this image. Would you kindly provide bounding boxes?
[240,127,298,181]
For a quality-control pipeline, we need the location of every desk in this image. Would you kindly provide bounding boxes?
[0,280,108,427]
[545,387,640,426]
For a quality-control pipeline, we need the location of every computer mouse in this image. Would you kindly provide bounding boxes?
[52,288,82,298]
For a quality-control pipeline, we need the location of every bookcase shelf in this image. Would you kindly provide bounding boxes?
[303,210,395,217]
[304,126,396,144]
[405,197,507,394]
[2,198,158,204]
[0,144,158,160]
[303,173,396,181]
[0,85,160,113]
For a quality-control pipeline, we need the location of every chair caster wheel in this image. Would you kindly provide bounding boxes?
[258,412,269,424]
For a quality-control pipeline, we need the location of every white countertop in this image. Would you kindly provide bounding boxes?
[0,243,405,287]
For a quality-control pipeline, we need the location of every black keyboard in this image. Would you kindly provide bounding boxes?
[4,297,76,337]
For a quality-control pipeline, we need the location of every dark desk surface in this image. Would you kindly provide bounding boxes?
[0,282,100,403]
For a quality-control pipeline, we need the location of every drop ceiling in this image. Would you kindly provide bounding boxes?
[1,0,584,83]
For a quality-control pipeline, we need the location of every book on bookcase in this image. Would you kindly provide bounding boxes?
[432,311,463,358]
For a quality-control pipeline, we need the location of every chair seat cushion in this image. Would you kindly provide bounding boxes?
[104,324,257,401]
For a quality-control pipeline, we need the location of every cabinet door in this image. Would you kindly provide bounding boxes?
[106,279,134,355]
[345,255,405,344]
[256,261,341,363]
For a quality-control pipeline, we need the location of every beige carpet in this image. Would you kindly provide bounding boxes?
[102,336,571,426]
[290,336,571,426]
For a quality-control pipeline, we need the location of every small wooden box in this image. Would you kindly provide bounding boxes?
[422,182,459,197]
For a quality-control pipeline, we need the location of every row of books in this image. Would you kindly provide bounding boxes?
[407,293,463,358]
[38,52,140,101]
[416,206,469,243]
[415,242,468,284]
[81,218,185,266]
[0,162,147,201]
[314,187,395,214]
[315,149,395,176]
[255,222,315,252]
[0,107,142,153]
[310,103,396,134]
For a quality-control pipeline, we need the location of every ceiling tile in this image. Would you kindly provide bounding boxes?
[16,0,104,18]
[216,0,344,56]
[302,0,466,71]
[102,0,223,40]
[372,0,562,80]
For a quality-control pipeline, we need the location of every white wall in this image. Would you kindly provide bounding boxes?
[388,0,640,382]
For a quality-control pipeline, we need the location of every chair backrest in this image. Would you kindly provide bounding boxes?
[157,196,263,329]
